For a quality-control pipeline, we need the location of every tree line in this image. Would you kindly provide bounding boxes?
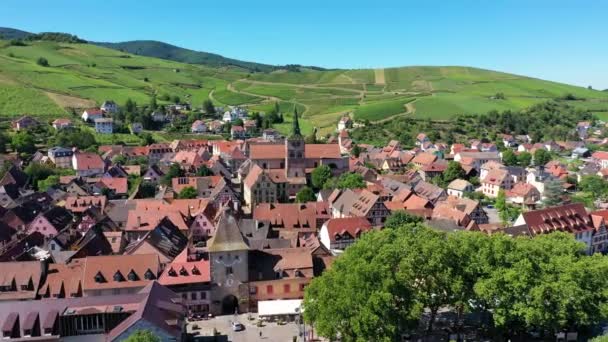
[303,218,608,341]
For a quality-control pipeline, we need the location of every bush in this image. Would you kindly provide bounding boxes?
[36,57,49,67]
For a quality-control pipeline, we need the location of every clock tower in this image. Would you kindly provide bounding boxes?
[285,109,306,178]
[208,209,249,315]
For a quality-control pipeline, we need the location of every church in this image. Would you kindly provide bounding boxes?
[247,110,348,175]
[243,111,348,209]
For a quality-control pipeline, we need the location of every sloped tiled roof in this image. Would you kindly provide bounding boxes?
[207,210,248,252]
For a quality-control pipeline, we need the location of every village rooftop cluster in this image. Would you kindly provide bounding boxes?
[2,100,608,341]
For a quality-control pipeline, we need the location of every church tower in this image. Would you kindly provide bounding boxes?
[285,109,306,178]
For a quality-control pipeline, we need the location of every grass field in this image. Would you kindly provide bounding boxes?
[2,39,608,134]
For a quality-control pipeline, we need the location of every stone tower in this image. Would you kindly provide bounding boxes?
[285,109,306,178]
[208,209,249,315]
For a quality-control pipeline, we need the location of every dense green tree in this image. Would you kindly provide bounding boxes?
[25,163,55,189]
[112,155,127,165]
[50,128,97,150]
[137,182,156,198]
[161,164,184,185]
[0,131,7,153]
[123,330,160,342]
[296,186,316,203]
[578,175,608,197]
[12,131,36,154]
[440,161,466,186]
[124,98,137,113]
[37,175,59,192]
[140,132,155,146]
[178,186,198,199]
[305,223,608,340]
[543,179,565,207]
[196,165,213,177]
[351,144,361,158]
[311,165,332,190]
[233,118,244,127]
[304,226,419,341]
[324,173,366,190]
[172,95,181,104]
[501,149,518,166]
[517,151,532,167]
[384,210,423,229]
[149,95,157,110]
[475,233,608,335]
[203,99,215,114]
[36,57,49,67]
[534,149,552,166]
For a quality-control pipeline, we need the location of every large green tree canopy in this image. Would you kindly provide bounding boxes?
[303,221,608,341]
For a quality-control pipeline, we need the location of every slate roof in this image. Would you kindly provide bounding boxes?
[207,210,248,252]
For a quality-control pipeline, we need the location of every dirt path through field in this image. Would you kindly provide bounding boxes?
[371,99,417,124]
[374,68,386,85]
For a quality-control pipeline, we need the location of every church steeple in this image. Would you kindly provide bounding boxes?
[291,108,302,138]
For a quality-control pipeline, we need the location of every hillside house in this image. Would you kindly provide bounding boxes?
[100,100,119,114]
[11,116,39,131]
[82,108,103,122]
[337,116,352,131]
[52,118,73,130]
[319,217,372,251]
[191,120,207,133]
[94,118,113,134]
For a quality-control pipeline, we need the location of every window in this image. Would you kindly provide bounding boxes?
[266,285,273,294]
[200,291,207,299]
[300,284,306,292]
[191,292,198,300]
[94,272,106,283]
[127,270,139,281]
[144,269,156,280]
[113,272,125,282]
[182,293,188,300]
[283,284,291,293]
[226,267,233,275]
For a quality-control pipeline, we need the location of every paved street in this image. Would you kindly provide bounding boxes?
[188,313,312,342]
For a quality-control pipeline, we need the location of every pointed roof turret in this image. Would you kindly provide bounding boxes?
[290,108,302,138]
[207,209,248,252]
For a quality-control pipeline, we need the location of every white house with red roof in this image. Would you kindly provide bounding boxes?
[52,118,73,130]
[191,120,207,134]
[319,217,372,251]
[81,108,104,122]
[72,152,105,177]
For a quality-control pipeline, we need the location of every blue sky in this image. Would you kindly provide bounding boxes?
[1,0,607,88]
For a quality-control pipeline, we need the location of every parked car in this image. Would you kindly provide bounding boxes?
[231,321,245,332]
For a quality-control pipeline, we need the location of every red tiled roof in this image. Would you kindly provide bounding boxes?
[82,254,161,291]
[521,203,595,235]
[158,250,210,286]
[99,177,128,194]
[412,152,437,166]
[324,217,372,242]
[74,153,104,171]
[65,196,107,213]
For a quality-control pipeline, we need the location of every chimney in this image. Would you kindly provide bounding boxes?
[137,216,141,228]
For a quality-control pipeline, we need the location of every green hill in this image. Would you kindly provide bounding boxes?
[0,27,31,40]
[94,40,278,73]
[0,38,607,136]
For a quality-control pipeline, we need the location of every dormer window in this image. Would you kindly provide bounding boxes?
[127,270,139,281]
[113,271,125,282]
[191,267,200,275]
[94,272,106,283]
[179,267,188,276]
[144,269,155,280]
